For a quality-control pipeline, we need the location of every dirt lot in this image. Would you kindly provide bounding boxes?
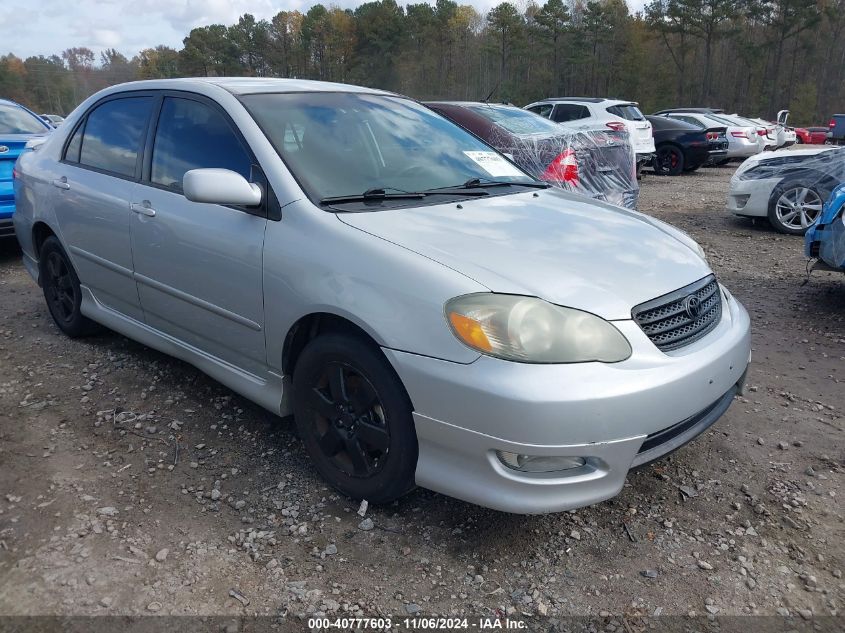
[0,164,843,623]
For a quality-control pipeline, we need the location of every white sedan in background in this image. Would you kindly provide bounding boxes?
[727,146,844,234]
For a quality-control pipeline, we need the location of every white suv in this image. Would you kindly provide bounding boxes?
[525,98,656,166]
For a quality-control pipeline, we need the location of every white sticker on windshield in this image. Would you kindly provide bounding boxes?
[463,151,524,178]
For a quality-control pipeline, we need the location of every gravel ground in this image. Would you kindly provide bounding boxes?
[0,164,843,623]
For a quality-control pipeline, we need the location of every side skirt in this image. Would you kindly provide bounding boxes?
[79,286,286,416]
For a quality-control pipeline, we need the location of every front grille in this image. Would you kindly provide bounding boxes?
[632,275,722,352]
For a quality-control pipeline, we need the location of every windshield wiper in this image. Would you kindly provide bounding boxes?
[459,177,551,189]
[320,187,426,205]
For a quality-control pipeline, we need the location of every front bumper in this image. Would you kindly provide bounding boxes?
[726,175,779,217]
[386,289,751,514]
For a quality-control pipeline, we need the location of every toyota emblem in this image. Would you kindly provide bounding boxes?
[683,295,702,320]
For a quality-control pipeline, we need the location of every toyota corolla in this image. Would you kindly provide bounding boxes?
[13,78,751,514]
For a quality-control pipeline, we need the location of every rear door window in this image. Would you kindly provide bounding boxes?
[150,97,252,192]
[78,97,153,178]
[551,104,590,123]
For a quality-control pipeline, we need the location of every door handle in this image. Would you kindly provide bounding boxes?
[130,201,156,217]
[52,177,70,190]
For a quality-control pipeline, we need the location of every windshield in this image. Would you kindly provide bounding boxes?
[706,113,751,128]
[242,93,535,203]
[466,104,562,136]
[0,104,49,135]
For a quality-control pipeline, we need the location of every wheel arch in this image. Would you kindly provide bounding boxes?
[32,220,58,257]
[282,312,386,378]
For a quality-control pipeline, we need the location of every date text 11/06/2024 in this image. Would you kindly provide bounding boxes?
[308,617,528,629]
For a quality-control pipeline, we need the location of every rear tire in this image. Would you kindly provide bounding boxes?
[39,236,100,337]
[292,333,417,504]
[653,146,684,176]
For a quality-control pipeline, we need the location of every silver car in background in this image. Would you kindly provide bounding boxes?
[13,78,751,514]
[657,112,761,160]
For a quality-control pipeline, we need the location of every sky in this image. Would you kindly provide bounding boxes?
[2,0,645,61]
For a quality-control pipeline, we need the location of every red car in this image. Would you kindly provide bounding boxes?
[794,127,828,144]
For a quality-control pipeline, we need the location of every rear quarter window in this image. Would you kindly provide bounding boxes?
[607,105,645,121]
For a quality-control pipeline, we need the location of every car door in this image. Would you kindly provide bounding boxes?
[52,94,155,321]
[129,94,268,374]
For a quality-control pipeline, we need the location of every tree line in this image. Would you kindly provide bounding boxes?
[1,0,841,126]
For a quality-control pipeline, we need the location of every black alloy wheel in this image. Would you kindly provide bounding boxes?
[292,333,417,503]
[654,145,684,176]
[39,236,100,337]
[307,361,390,478]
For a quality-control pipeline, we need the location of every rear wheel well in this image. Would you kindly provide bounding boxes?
[282,313,382,377]
[32,222,56,258]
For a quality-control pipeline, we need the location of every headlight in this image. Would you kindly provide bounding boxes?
[445,294,631,363]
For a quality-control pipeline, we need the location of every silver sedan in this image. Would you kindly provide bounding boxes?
[727,146,844,234]
[13,78,751,514]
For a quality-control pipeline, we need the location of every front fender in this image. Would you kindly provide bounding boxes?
[262,200,487,373]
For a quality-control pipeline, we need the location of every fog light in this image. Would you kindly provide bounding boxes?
[734,194,750,209]
[496,451,586,473]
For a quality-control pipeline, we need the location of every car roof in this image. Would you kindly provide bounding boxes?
[425,101,517,108]
[535,97,637,106]
[646,115,701,130]
[654,107,725,114]
[99,77,395,97]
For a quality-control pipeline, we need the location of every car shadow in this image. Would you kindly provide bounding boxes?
[0,237,22,263]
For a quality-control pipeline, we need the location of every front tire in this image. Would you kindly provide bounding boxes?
[292,333,417,504]
[39,236,100,337]
[767,183,824,235]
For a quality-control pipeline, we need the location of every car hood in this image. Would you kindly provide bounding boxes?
[735,146,839,177]
[337,188,711,320]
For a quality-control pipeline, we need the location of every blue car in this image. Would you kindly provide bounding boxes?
[805,182,845,273]
[0,98,52,238]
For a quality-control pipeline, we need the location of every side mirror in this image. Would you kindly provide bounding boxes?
[183,168,262,206]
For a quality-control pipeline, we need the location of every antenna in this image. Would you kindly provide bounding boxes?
[483,79,501,104]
